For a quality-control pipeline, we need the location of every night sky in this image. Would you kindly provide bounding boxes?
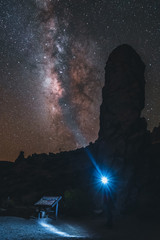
[0,0,160,161]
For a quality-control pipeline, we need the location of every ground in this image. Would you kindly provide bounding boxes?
[0,210,160,240]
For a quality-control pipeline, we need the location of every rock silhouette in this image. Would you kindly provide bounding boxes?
[98,44,149,159]
[151,123,160,144]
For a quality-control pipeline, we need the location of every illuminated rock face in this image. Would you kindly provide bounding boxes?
[98,44,149,158]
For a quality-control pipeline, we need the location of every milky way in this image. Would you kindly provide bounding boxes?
[36,0,102,147]
[0,0,160,161]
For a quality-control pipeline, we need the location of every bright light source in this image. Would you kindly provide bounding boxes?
[101,176,108,185]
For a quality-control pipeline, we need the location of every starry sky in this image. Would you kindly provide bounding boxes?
[0,0,160,161]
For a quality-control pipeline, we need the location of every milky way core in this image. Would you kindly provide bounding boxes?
[36,0,102,149]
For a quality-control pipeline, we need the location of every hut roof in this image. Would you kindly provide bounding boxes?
[35,196,62,207]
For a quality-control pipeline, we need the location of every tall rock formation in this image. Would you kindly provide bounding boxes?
[151,123,160,144]
[98,44,149,162]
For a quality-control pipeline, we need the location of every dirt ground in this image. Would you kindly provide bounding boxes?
[0,209,160,240]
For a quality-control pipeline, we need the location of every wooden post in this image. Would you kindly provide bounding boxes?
[55,202,58,220]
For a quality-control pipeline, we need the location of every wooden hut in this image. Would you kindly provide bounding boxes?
[35,196,62,219]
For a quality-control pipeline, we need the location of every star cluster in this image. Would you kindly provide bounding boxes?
[0,0,160,161]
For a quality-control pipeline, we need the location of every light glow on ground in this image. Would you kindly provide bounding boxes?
[38,219,87,238]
